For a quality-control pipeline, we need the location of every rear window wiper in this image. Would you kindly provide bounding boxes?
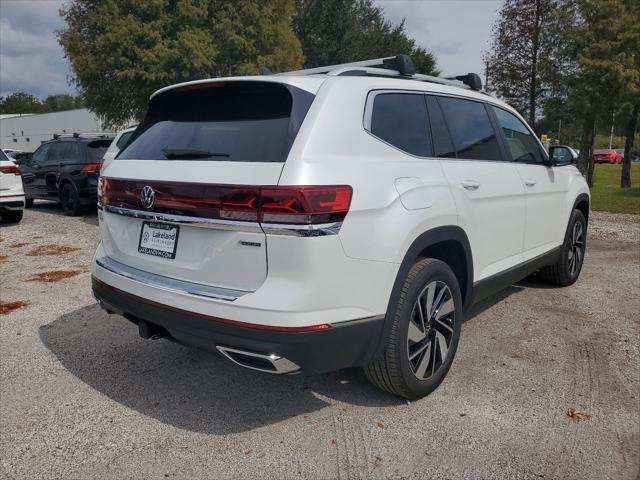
[161,147,230,160]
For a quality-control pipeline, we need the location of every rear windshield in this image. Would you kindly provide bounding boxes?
[86,140,111,162]
[118,81,315,162]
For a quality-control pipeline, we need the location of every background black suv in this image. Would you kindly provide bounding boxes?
[20,133,113,216]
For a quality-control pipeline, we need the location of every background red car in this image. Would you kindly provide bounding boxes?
[593,149,622,164]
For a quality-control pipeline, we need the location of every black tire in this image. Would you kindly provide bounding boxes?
[539,209,587,286]
[364,258,463,399]
[60,183,82,216]
[1,210,23,223]
[24,198,34,208]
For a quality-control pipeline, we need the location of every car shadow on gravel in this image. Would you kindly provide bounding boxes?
[28,200,98,225]
[39,304,404,435]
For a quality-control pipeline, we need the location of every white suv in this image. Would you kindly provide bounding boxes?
[0,149,25,223]
[92,56,589,399]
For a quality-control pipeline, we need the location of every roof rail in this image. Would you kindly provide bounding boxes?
[277,55,483,91]
[52,132,116,140]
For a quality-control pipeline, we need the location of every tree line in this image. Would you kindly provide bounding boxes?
[0,93,84,115]
[484,0,639,188]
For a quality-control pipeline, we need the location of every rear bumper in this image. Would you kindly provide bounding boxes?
[92,277,385,374]
[0,194,25,211]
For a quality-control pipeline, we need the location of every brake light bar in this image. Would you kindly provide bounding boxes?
[0,165,21,175]
[98,178,352,225]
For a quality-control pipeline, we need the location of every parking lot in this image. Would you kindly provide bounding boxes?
[1,203,638,480]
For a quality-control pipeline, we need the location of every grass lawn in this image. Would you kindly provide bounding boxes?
[590,164,640,214]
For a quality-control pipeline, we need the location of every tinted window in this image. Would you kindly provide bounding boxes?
[86,140,111,162]
[46,143,69,163]
[437,97,502,161]
[119,82,314,162]
[426,96,456,158]
[0,150,8,161]
[493,107,545,164]
[31,144,50,164]
[116,131,134,150]
[369,93,432,157]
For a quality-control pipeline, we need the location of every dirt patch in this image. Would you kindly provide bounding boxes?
[0,300,30,315]
[26,270,82,283]
[25,245,81,257]
[0,254,8,262]
[9,242,28,248]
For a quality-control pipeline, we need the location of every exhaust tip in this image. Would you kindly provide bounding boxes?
[216,345,300,374]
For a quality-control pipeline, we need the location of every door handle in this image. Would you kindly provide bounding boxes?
[524,179,537,187]
[461,180,480,191]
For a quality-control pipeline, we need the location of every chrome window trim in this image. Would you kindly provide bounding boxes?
[95,254,250,302]
[99,204,342,236]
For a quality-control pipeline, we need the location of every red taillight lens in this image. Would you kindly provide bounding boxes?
[82,163,101,174]
[260,186,352,224]
[99,180,352,225]
[0,165,21,175]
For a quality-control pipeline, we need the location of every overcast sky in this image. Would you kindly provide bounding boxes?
[0,0,501,99]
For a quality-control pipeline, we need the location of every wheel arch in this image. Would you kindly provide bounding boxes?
[573,193,590,225]
[371,226,474,359]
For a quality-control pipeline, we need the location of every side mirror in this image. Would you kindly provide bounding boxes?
[549,145,577,166]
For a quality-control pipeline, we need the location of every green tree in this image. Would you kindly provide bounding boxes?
[42,94,85,112]
[58,0,304,127]
[562,0,634,184]
[293,0,439,75]
[0,92,44,114]
[484,0,564,128]
[616,0,640,188]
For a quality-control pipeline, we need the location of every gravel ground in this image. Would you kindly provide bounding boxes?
[1,202,639,480]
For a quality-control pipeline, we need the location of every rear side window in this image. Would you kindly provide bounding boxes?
[437,97,502,161]
[119,82,315,162]
[368,93,432,157]
[86,140,111,163]
[0,150,8,161]
[493,107,545,164]
[426,96,456,158]
[46,142,72,163]
[116,131,134,150]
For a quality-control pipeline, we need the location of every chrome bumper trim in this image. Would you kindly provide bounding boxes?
[261,222,342,237]
[99,204,342,236]
[95,254,250,302]
[99,204,263,233]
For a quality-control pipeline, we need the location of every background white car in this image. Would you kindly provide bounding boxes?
[0,149,26,223]
[101,126,137,167]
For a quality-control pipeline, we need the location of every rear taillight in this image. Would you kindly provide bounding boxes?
[99,179,352,225]
[260,186,352,224]
[0,165,21,176]
[82,163,101,174]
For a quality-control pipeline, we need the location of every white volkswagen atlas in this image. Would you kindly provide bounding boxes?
[0,149,25,223]
[92,56,589,399]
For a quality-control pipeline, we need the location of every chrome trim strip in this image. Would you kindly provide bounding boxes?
[99,204,263,233]
[100,204,342,236]
[95,254,250,302]
[216,345,301,374]
[261,222,342,237]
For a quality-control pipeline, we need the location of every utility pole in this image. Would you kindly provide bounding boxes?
[609,113,615,149]
[558,118,562,144]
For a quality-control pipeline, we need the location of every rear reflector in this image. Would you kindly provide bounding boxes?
[98,178,352,225]
[0,165,21,175]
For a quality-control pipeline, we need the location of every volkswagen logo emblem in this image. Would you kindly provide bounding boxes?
[141,185,155,209]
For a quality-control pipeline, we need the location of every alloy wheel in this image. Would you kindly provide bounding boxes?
[407,280,456,380]
[567,221,584,276]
